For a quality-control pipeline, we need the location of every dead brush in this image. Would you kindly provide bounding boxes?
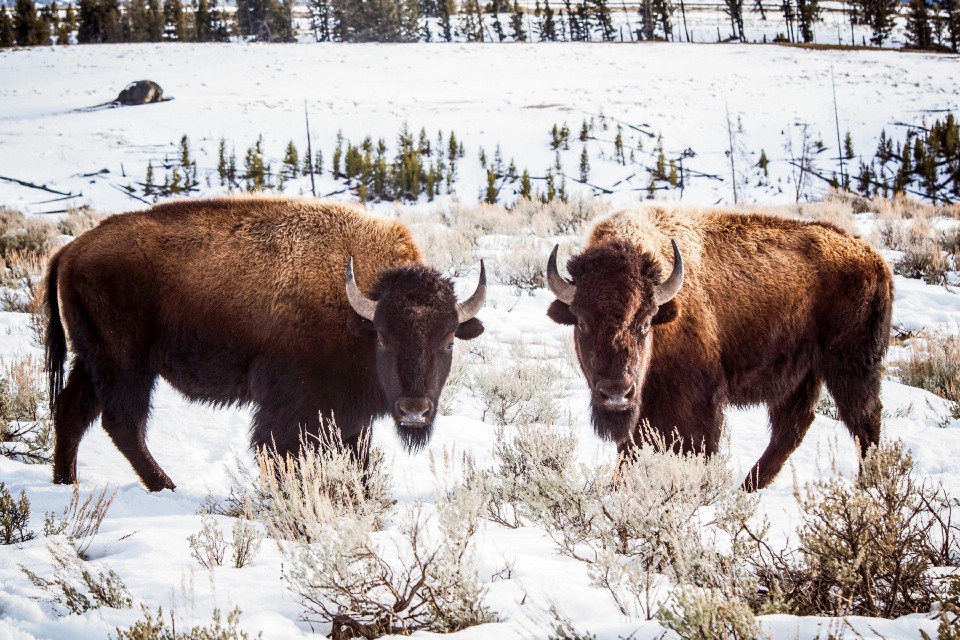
[894,332,960,419]
[273,437,493,638]
[0,354,53,464]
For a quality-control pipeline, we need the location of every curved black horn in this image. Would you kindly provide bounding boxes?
[456,260,486,323]
[547,244,576,305]
[653,239,684,305]
[345,257,378,321]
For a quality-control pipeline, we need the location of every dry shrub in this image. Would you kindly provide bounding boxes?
[468,349,564,426]
[0,481,35,545]
[923,578,960,640]
[656,587,760,640]
[57,208,106,238]
[794,441,940,617]
[940,225,960,265]
[188,514,227,569]
[0,354,53,464]
[496,237,548,293]
[479,422,737,619]
[21,539,133,616]
[257,429,392,543]
[894,332,960,418]
[405,222,478,277]
[42,483,117,558]
[727,441,953,619]
[268,435,493,638]
[231,517,262,569]
[895,240,951,284]
[113,606,258,640]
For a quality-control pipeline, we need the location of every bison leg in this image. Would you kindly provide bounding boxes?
[99,376,174,492]
[825,367,882,460]
[52,362,102,485]
[743,372,821,492]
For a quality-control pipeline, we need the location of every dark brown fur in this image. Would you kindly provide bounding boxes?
[45,195,483,491]
[548,206,893,491]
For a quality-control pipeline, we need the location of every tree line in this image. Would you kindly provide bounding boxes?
[1,0,957,53]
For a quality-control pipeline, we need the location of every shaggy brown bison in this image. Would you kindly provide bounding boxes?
[45,196,486,491]
[547,206,893,491]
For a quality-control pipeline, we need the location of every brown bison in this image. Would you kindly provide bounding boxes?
[45,196,486,491]
[547,206,893,491]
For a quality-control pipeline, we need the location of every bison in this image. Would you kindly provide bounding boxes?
[45,196,486,491]
[546,206,893,491]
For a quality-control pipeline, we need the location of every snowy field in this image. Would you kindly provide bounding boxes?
[0,42,959,640]
[1,43,959,214]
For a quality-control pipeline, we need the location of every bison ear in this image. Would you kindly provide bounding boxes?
[547,300,577,325]
[455,318,484,341]
[347,313,376,336]
[652,299,680,325]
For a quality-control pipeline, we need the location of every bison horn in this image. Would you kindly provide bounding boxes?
[547,244,576,305]
[345,256,378,321]
[653,239,684,306]
[456,260,487,323]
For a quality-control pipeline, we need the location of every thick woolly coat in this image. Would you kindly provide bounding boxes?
[552,205,893,489]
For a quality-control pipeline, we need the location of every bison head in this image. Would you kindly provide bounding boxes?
[346,259,485,451]
[546,239,683,443]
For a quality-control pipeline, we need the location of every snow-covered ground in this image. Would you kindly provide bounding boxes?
[1,42,959,640]
[1,43,958,214]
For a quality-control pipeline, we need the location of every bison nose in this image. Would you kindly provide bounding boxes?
[396,397,433,426]
[596,379,637,408]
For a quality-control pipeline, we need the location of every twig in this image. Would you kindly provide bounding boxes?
[109,183,151,204]
[0,175,78,197]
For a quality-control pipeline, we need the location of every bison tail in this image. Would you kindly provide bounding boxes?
[45,252,67,415]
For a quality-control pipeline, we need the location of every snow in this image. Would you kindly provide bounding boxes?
[0,41,959,640]
[1,43,958,214]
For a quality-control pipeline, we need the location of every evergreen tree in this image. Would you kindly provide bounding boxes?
[237,0,291,40]
[282,140,300,179]
[57,3,76,43]
[77,0,122,42]
[851,0,899,44]
[126,0,150,41]
[906,0,933,48]
[795,0,820,42]
[41,1,59,44]
[510,0,526,40]
[654,0,673,39]
[309,0,332,40]
[14,0,43,45]
[637,0,654,38]
[843,131,855,160]
[458,0,484,41]
[194,0,211,41]
[145,0,163,39]
[437,0,454,41]
[163,0,189,40]
[942,0,960,51]
[579,146,590,182]
[538,0,557,39]
[0,7,14,46]
[591,0,615,40]
[491,0,507,40]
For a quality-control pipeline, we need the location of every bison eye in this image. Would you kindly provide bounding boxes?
[577,320,589,334]
[445,342,455,351]
[640,320,652,334]
[376,333,386,349]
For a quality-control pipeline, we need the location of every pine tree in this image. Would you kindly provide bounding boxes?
[0,6,14,46]
[14,0,43,45]
[843,131,855,160]
[77,0,121,42]
[145,161,155,196]
[309,0,332,40]
[282,140,300,179]
[520,169,532,199]
[723,0,744,38]
[458,0,484,41]
[510,1,527,40]
[194,0,211,41]
[145,0,163,39]
[905,0,933,48]
[244,135,272,191]
[127,0,150,41]
[539,0,557,39]
[41,1,59,44]
[579,146,590,182]
[163,0,188,40]
[851,0,899,44]
[795,0,820,41]
[591,0,616,40]
[437,0,454,41]
[637,0,654,38]
[491,0,507,41]
[58,3,76,43]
